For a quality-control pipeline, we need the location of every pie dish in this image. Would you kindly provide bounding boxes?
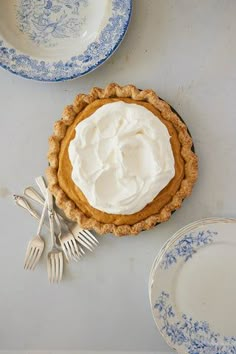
[47,83,198,236]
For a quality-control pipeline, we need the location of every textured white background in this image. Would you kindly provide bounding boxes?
[0,0,236,353]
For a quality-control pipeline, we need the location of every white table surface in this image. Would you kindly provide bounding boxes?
[1,0,236,353]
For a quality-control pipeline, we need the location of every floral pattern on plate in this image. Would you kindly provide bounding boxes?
[0,0,132,81]
[160,230,218,269]
[154,291,236,354]
[17,0,88,47]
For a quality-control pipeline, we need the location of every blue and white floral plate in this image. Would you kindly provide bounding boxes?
[149,218,236,354]
[0,0,132,81]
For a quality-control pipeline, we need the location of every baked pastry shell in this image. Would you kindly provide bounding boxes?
[47,83,198,236]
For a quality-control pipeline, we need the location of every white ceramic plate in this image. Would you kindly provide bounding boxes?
[149,218,236,354]
[0,0,132,81]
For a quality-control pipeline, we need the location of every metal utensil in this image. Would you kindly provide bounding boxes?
[69,224,99,251]
[46,189,63,283]
[23,200,47,270]
[35,177,83,262]
[25,184,84,259]
[33,177,99,253]
[13,194,50,230]
[13,194,40,220]
[24,186,44,205]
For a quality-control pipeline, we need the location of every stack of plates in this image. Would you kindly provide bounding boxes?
[149,218,236,354]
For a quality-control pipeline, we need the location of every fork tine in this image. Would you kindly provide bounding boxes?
[75,232,94,248]
[64,240,79,262]
[70,241,81,262]
[71,236,78,249]
[78,232,94,252]
[80,231,98,246]
[47,255,52,282]
[65,241,73,259]
[24,245,35,269]
[70,238,81,260]
[55,253,59,283]
[61,243,70,262]
[51,255,56,283]
[28,248,39,270]
[67,241,78,262]
[78,245,85,255]
[24,244,31,269]
[59,253,63,281]
[76,233,94,252]
[79,230,94,247]
[29,248,39,270]
[83,230,99,244]
[31,249,42,270]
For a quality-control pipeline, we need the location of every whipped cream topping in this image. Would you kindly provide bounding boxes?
[68,101,175,215]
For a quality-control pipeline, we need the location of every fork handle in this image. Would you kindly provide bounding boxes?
[35,176,48,199]
[31,183,71,228]
[25,185,69,240]
[47,189,56,247]
[14,195,40,219]
[37,200,48,235]
[24,186,44,206]
[14,194,50,230]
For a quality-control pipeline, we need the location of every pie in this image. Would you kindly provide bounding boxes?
[47,83,198,236]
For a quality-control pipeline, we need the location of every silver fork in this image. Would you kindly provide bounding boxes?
[16,187,98,254]
[22,187,84,260]
[14,191,86,259]
[69,224,99,251]
[46,189,63,283]
[13,194,49,230]
[53,211,82,262]
[23,200,47,270]
[24,184,99,252]
[35,177,83,262]
[14,194,41,222]
[25,184,98,251]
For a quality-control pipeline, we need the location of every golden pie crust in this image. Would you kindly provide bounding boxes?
[47,83,198,236]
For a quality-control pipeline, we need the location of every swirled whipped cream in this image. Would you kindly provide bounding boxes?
[68,101,175,214]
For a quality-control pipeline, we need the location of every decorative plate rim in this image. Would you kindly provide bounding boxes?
[0,0,132,82]
[149,217,236,292]
[149,217,236,354]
